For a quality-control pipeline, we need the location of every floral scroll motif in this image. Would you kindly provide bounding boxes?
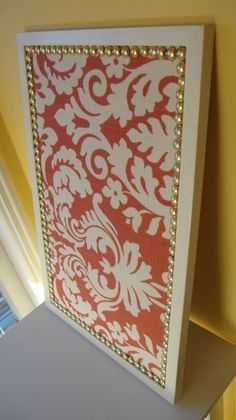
[31,50,179,379]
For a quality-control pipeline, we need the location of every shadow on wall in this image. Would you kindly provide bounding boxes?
[191,46,228,341]
[0,112,35,235]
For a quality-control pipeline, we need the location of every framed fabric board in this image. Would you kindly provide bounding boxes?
[17,25,214,403]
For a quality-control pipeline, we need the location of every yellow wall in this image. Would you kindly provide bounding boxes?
[0,0,235,417]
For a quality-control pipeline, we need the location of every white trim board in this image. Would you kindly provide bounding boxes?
[0,242,35,319]
[0,162,44,307]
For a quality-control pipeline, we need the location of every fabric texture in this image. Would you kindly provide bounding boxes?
[33,52,178,376]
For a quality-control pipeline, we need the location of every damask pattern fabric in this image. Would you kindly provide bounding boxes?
[33,53,178,376]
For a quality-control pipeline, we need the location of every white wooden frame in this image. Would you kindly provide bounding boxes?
[17,25,214,403]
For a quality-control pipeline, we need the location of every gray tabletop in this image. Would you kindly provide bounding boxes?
[0,304,235,420]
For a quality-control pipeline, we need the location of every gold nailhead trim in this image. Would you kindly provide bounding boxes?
[160,44,186,388]
[25,43,186,390]
[24,45,185,60]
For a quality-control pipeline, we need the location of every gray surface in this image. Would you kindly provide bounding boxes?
[0,304,235,420]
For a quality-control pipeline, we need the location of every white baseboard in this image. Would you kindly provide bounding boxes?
[0,162,44,308]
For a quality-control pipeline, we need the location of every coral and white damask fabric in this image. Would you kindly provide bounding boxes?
[33,52,178,377]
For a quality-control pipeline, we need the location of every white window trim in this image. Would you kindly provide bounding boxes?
[0,163,44,313]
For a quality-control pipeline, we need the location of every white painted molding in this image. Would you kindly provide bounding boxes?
[0,242,35,319]
[0,162,44,307]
